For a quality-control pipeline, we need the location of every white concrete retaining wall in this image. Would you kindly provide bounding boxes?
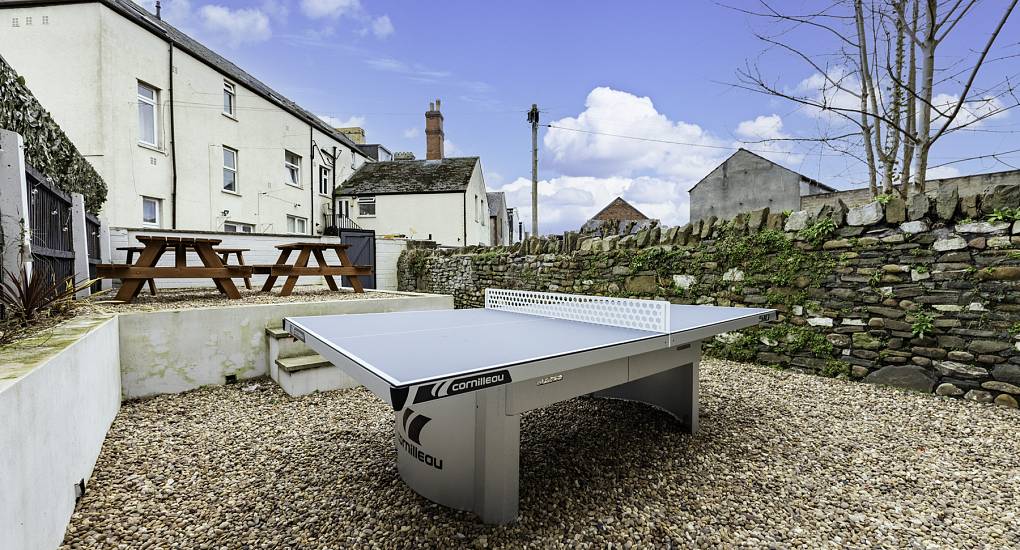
[0,316,121,550]
[118,291,453,399]
[375,237,409,290]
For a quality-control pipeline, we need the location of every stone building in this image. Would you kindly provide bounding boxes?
[802,168,1020,210]
[689,149,835,223]
[486,191,511,246]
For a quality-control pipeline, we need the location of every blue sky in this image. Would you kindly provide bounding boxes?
[143,0,1020,234]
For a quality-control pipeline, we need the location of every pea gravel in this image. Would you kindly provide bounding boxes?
[62,359,1020,549]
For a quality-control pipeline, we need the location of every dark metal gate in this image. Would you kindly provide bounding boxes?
[339,228,376,289]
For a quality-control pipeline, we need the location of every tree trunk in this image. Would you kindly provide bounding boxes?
[855,0,879,196]
[914,1,937,194]
[899,1,918,198]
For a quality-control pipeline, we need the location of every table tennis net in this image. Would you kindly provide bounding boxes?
[484,289,670,333]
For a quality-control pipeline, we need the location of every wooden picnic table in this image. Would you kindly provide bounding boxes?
[214,247,252,290]
[116,245,157,296]
[254,242,372,297]
[98,236,252,303]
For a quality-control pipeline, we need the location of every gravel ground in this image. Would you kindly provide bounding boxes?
[62,359,1020,549]
[81,286,400,313]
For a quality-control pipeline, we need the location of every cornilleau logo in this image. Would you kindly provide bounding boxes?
[411,370,512,405]
[398,409,442,470]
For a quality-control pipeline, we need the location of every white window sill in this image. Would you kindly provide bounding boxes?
[222,112,238,121]
[141,222,160,228]
[358,215,376,219]
[318,192,332,198]
[222,189,242,197]
[285,182,303,189]
[138,142,165,154]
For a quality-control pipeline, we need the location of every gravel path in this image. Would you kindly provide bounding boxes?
[62,359,1020,549]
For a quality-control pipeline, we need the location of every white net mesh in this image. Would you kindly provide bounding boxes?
[485,289,669,333]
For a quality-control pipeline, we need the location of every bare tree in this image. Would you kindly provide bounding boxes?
[730,0,1019,197]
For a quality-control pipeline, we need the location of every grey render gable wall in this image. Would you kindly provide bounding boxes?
[690,149,833,223]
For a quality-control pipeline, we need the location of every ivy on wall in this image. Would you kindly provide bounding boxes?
[0,55,107,212]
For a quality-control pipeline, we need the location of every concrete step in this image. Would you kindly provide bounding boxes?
[265,326,292,339]
[275,354,332,374]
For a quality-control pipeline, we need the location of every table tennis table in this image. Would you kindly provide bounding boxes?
[283,289,776,524]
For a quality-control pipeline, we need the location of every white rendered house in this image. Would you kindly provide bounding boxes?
[0,0,370,234]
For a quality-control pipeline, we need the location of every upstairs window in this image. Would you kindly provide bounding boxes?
[223,81,236,117]
[137,82,159,147]
[284,151,301,187]
[358,196,376,217]
[319,165,331,196]
[223,146,238,192]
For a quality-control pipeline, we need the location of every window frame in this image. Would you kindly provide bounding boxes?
[286,215,308,235]
[223,221,254,233]
[137,81,159,148]
[222,81,237,118]
[284,150,302,188]
[357,196,376,217]
[318,165,332,196]
[222,146,238,193]
[141,196,161,227]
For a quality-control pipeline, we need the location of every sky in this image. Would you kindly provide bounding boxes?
[136,0,1020,235]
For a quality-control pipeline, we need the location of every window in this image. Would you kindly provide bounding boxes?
[42,15,49,25]
[481,198,486,226]
[284,151,301,187]
[224,221,254,233]
[223,81,236,117]
[142,197,161,227]
[357,196,376,217]
[11,18,18,27]
[137,82,158,147]
[24,16,32,25]
[318,165,331,196]
[474,194,479,222]
[286,215,307,234]
[222,146,238,192]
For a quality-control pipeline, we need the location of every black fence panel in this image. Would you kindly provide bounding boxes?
[25,165,75,285]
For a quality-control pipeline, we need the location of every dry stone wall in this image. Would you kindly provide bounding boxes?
[399,184,1020,408]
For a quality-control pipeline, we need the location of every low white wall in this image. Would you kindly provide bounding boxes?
[119,291,453,399]
[0,316,121,550]
[375,237,408,290]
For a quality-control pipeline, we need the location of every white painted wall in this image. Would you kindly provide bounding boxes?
[0,316,120,550]
[118,291,453,399]
[340,160,490,247]
[0,2,367,233]
[375,237,409,290]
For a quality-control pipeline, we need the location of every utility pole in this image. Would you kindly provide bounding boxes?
[527,104,539,236]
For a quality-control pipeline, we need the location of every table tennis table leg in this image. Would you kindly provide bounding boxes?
[593,355,700,433]
[473,387,521,525]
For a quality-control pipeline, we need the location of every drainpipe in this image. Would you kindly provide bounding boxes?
[168,43,178,228]
[310,128,315,233]
[331,146,337,229]
[462,191,467,245]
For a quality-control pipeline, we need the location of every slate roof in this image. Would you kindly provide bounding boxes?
[486,192,506,217]
[588,197,649,222]
[339,157,479,196]
[0,0,367,157]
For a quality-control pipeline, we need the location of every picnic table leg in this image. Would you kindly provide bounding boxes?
[260,249,292,292]
[125,249,156,295]
[115,242,166,302]
[236,252,252,290]
[194,244,241,299]
[312,249,339,291]
[335,247,365,293]
[279,248,311,297]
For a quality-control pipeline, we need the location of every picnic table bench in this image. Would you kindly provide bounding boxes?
[98,236,252,303]
[254,242,372,296]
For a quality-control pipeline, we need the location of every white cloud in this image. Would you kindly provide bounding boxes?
[444,139,464,157]
[365,57,450,81]
[792,67,861,123]
[318,114,365,128]
[402,127,419,139]
[926,165,962,180]
[543,87,725,180]
[370,15,394,38]
[300,0,360,19]
[261,0,289,19]
[931,93,1008,129]
[733,114,804,166]
[493,175,690,235]
[199,5,272,46]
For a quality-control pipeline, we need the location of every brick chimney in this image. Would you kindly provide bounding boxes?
[425,99,444,160]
